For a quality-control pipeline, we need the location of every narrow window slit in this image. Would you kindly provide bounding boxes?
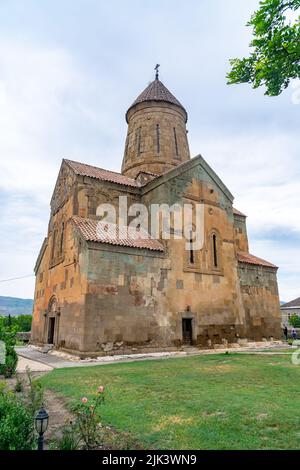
[156,124,160,154]
[60,222,64,255]
[213,234,218,267]
[136,127,142,156]
[173,127,179,156]
[189,230,195,264]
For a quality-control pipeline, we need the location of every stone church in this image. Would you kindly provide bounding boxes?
[31,70,281,356]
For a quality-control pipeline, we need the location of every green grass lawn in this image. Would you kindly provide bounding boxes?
[40,352,300,450]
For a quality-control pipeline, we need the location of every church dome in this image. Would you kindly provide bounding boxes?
[122,68,190,178]
[126,78,187,123]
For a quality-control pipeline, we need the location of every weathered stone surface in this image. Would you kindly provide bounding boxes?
[31,75,281,356]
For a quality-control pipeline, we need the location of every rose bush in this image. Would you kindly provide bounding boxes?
[52,386,106,450]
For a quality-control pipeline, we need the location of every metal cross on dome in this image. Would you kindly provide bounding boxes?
[155,64,160,80]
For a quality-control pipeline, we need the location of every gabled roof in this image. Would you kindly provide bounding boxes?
[72,216,164,252]
[141,154,235,203]
[126,79,187,122]
[64,159,141,188]
[237,251,278,269]
[281,297,300,309]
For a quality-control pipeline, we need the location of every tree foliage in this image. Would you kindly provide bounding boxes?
[0,322,18,378]
[0,314,32,332]
[227,0,300,95]
[289,313,300,327]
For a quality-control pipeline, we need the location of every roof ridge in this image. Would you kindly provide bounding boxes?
[65,159,128,178]
[64,159,140,188]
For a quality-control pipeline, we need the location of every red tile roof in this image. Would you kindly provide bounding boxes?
[126,79,187,122]
[237,251,277,269]
[233,208,247,217]
[72,216,164,252]
[65,159,140,188]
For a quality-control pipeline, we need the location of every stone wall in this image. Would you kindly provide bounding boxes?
[76,158,249,354]
[31,156,282,356]
[238,263,281,339]
[31,180,90,352]
[82,243,168,354]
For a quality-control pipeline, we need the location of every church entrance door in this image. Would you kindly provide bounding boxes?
[182,318,193,345]
[48,317,56,344]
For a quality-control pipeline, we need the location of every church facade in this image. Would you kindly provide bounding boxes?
[31,72,281,356]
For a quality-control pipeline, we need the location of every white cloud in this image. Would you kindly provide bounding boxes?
[0,42,73,194]
[0,40,119,196]
[0,41,89,297]
[0,38,131,298]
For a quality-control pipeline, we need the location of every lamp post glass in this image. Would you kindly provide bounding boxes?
[35,406,49,449]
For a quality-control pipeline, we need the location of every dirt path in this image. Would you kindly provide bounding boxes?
[43,388,73,448]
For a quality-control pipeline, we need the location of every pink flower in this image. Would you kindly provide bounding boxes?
[98,386,104,393]
[81,397,88,404]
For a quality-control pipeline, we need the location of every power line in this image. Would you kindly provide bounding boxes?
[0,274,34,283]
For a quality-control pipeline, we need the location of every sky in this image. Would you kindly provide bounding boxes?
[0,0,299,302]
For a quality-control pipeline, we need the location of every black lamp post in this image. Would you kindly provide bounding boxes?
[35,405,49,450]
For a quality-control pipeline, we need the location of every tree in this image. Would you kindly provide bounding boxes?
[227,0,300,96]
[0,315,32,332]
[14,315,32,332]
[289,313,300,327]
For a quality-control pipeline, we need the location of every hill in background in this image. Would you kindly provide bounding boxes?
[0,296,33,316]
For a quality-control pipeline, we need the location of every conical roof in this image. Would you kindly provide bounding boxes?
[126,78,187,122]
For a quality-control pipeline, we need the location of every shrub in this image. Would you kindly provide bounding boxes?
[2,347,18,378]
[0,388,35,450]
